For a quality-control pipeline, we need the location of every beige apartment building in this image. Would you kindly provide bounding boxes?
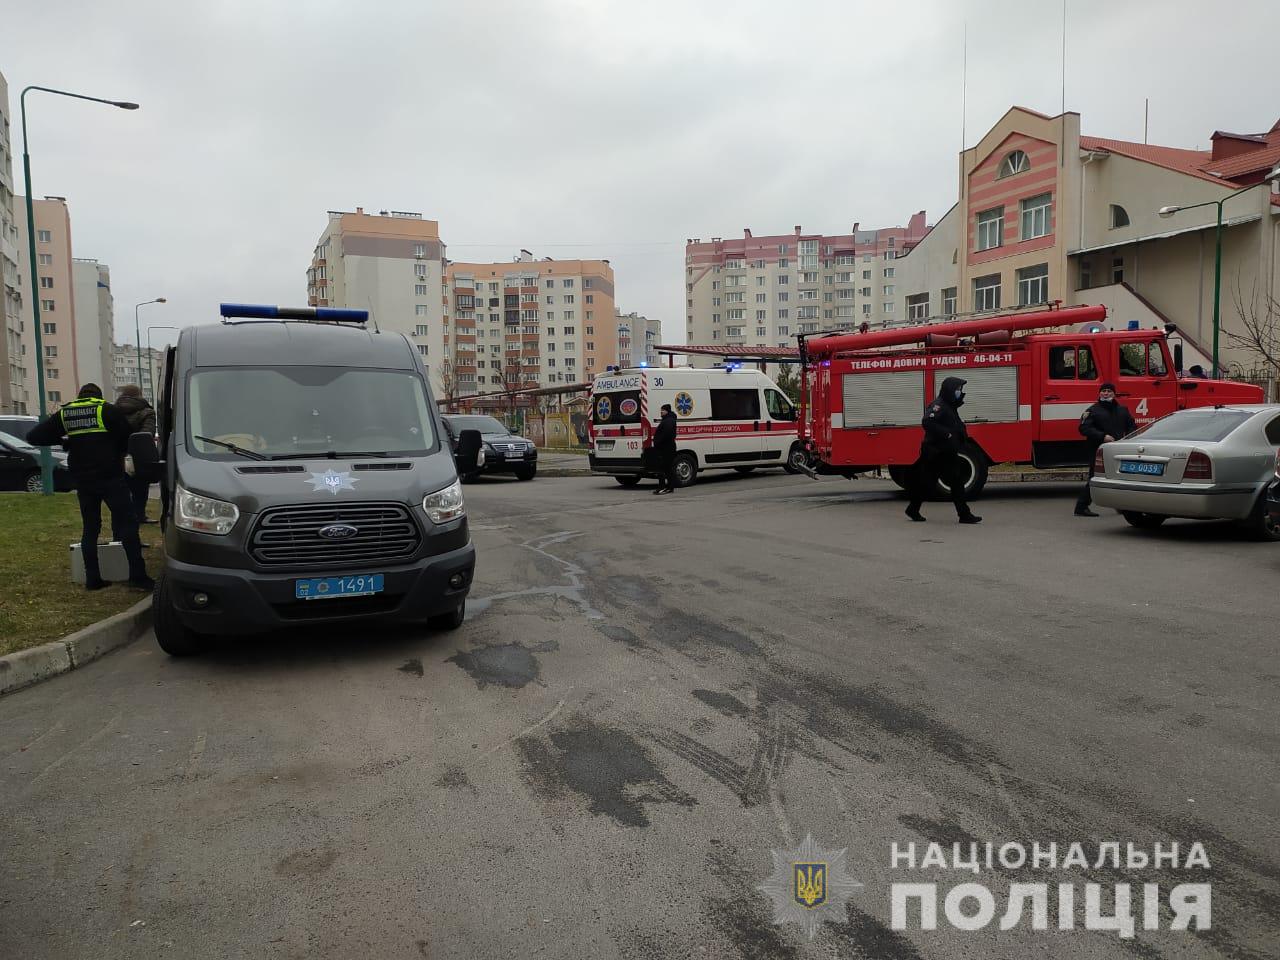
[684,216,931,360]
[306,208,449,391]
[0,72,29,414]
[15,197,80,408]
[444,253,617,398]
[892,107,1280,375]
[112,343,164,397]
[616,309,661,368]
[72,259,114,393]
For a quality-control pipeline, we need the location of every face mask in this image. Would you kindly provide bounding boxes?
[954,390,964,401]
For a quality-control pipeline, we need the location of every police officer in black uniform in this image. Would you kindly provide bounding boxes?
[27,383,154,591]
[905,375,981,524]
[1075,381,1136,517]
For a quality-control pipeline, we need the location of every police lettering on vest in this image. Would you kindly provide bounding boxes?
[60,397,108,436]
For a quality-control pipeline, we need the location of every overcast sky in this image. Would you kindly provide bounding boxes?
[5,0,1276,351]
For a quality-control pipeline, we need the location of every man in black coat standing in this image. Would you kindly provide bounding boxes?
[1075,381,1137,517]
[115,383,158,523]
[905,375,981,524]
[26,383,153,591]
[652,403,679,494]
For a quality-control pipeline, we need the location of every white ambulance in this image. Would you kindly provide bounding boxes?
[587,365,804,487]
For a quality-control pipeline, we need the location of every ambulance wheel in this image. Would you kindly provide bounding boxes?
[784,442,809,474]
[1122,511,1167,530]
[887,466,911,490]
[614,475,641,487]
[936,443,989,500]
[153,574,206,657]
[671,453,698,487]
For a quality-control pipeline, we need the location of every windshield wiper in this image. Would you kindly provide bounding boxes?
[269,450,394,460]
[194,435,268,460]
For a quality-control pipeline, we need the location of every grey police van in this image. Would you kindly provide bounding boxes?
[143,304,477,656]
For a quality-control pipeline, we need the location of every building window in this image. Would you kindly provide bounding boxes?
[862,270,871,280]
[777,292,789,302]
[416,345,429,357]
[47,367,59,380]
[756,293,767,303]
[977,207,1004,251]
[38,253,52,266]
[1112,257,1124,284]
[998,150,1030,178]
[756,310,767,320]
[906,294,929,321]
[974,274,1001,312]
[941,287,957,316]
[39,276,53,289]
[563,278,574,288]
[42,322,56,335]
[1020,193,1052,240]
[414,324,429,336]
[415,263,428,278]
[48,390,61,403]
[413,243,427,257]
[44,345,57,358]
[1017,264,1050,305]
[777,275,788,284]
[37,230,51,243]
[883,285,895,296]
[777,309,789,319]
[883,303,895,314]
[883,267,895,278]
[41,299,55,312]
[1110,204,1130,229]
[415,284,429,296]
[415,305,429,316]
[1079,261,1092,290]
[862,304,872,315]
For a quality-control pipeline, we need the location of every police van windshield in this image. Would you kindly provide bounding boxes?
[187,367,436,458]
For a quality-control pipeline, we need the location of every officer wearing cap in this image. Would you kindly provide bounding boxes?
[1075,381,1136,517]
[26,383,154,591]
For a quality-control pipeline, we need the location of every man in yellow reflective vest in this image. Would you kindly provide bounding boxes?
[27,383,153,591]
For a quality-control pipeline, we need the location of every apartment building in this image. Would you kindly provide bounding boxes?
[72,259,114,393]
[0,72,28,414]
[444,253,617,397]
[616,309,661,368]
[892,107,1280,373]
[14,197,79,409]
[112,343,164,396]
[306,208,449,391]
[684,216,931,358]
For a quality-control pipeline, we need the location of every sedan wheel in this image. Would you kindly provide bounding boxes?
[24,470,42,493]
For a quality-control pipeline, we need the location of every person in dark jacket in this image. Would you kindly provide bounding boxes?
[1075,381,1137,517]
[652,404,679,494]
[905,375,981,524]
[26,383,153,591]
[115,383,158,523]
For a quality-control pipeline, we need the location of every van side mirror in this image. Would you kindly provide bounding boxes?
[455,429,483,475]
[128,431,163,482]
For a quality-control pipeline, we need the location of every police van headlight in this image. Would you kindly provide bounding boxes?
[423,479,465,524]
[175,484,240,535]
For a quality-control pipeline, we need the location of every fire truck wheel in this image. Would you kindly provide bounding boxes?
[936,443,989,500]
[1122,511,1168,529]
[614,475,641,487]
[887,466,911,490]
[671,452,698,487]
[783,442,809,474]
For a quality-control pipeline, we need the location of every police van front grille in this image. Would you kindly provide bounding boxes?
[249,502,421,568]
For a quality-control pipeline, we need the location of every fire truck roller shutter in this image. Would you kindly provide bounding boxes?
[841,371,926,428]
[948,366,1019,424]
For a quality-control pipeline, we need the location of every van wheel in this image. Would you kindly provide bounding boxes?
[1122,511,1167,530]
[783,442,809,474]
[887,466,911,490]
[936,442,989,500]
[153,574,206,657]
[671,452,698,488]
[430,601,465,631]
[733,466,756,474]
[614,475,641,487]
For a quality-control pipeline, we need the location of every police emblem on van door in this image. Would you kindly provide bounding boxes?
[306,469,358,495]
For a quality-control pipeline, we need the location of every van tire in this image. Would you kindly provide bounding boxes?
[936,442,989,500]
[1122,511,1167,529]
[887,465,912,490]
[430,601,465,631]
[783,442,809,474]
[614,475,641,487]
[153,574,206,657]
[671,452,698,488]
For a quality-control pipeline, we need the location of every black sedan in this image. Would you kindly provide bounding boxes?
[441,415,538,481]
[0,430,75,492]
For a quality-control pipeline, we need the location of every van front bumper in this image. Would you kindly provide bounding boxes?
[162,542,475,635]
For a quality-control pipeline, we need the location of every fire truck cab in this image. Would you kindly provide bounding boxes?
[800,305,1263,498]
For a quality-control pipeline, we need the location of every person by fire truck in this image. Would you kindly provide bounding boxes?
[905,376,982,525]
[1074,381,1136,518]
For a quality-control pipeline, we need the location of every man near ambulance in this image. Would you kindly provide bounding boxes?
[26,383,153,591]
[1075,381,1136,517]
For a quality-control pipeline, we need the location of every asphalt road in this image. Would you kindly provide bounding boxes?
[2,470,1277,959]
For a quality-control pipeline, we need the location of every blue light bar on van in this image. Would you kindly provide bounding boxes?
[219,303,369,323]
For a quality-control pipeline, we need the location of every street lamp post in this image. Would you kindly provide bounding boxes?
[145,324,179,398]
[134,298,166,394]
[1157,183,1259,377]
[21,85,138,494]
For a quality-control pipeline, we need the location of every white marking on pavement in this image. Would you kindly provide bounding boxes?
[30,713,120,787]
[481,691,571,758]
[472,531,603,620]
[7,721,64,759]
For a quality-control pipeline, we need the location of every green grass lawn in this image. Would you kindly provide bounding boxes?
[0,493,151,657]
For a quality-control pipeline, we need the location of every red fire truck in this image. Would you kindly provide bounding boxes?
[797,304,1264,497]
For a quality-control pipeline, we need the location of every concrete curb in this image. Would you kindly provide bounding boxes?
[0,597,153,698]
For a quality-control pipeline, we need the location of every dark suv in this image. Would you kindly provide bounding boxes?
[441,415,538,481]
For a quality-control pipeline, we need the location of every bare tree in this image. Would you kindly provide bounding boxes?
[438,359,457,409]
[1224,276,1280,377]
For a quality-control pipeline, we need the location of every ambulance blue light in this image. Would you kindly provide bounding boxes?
[219,303,369,323]
[638,361,648,367]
